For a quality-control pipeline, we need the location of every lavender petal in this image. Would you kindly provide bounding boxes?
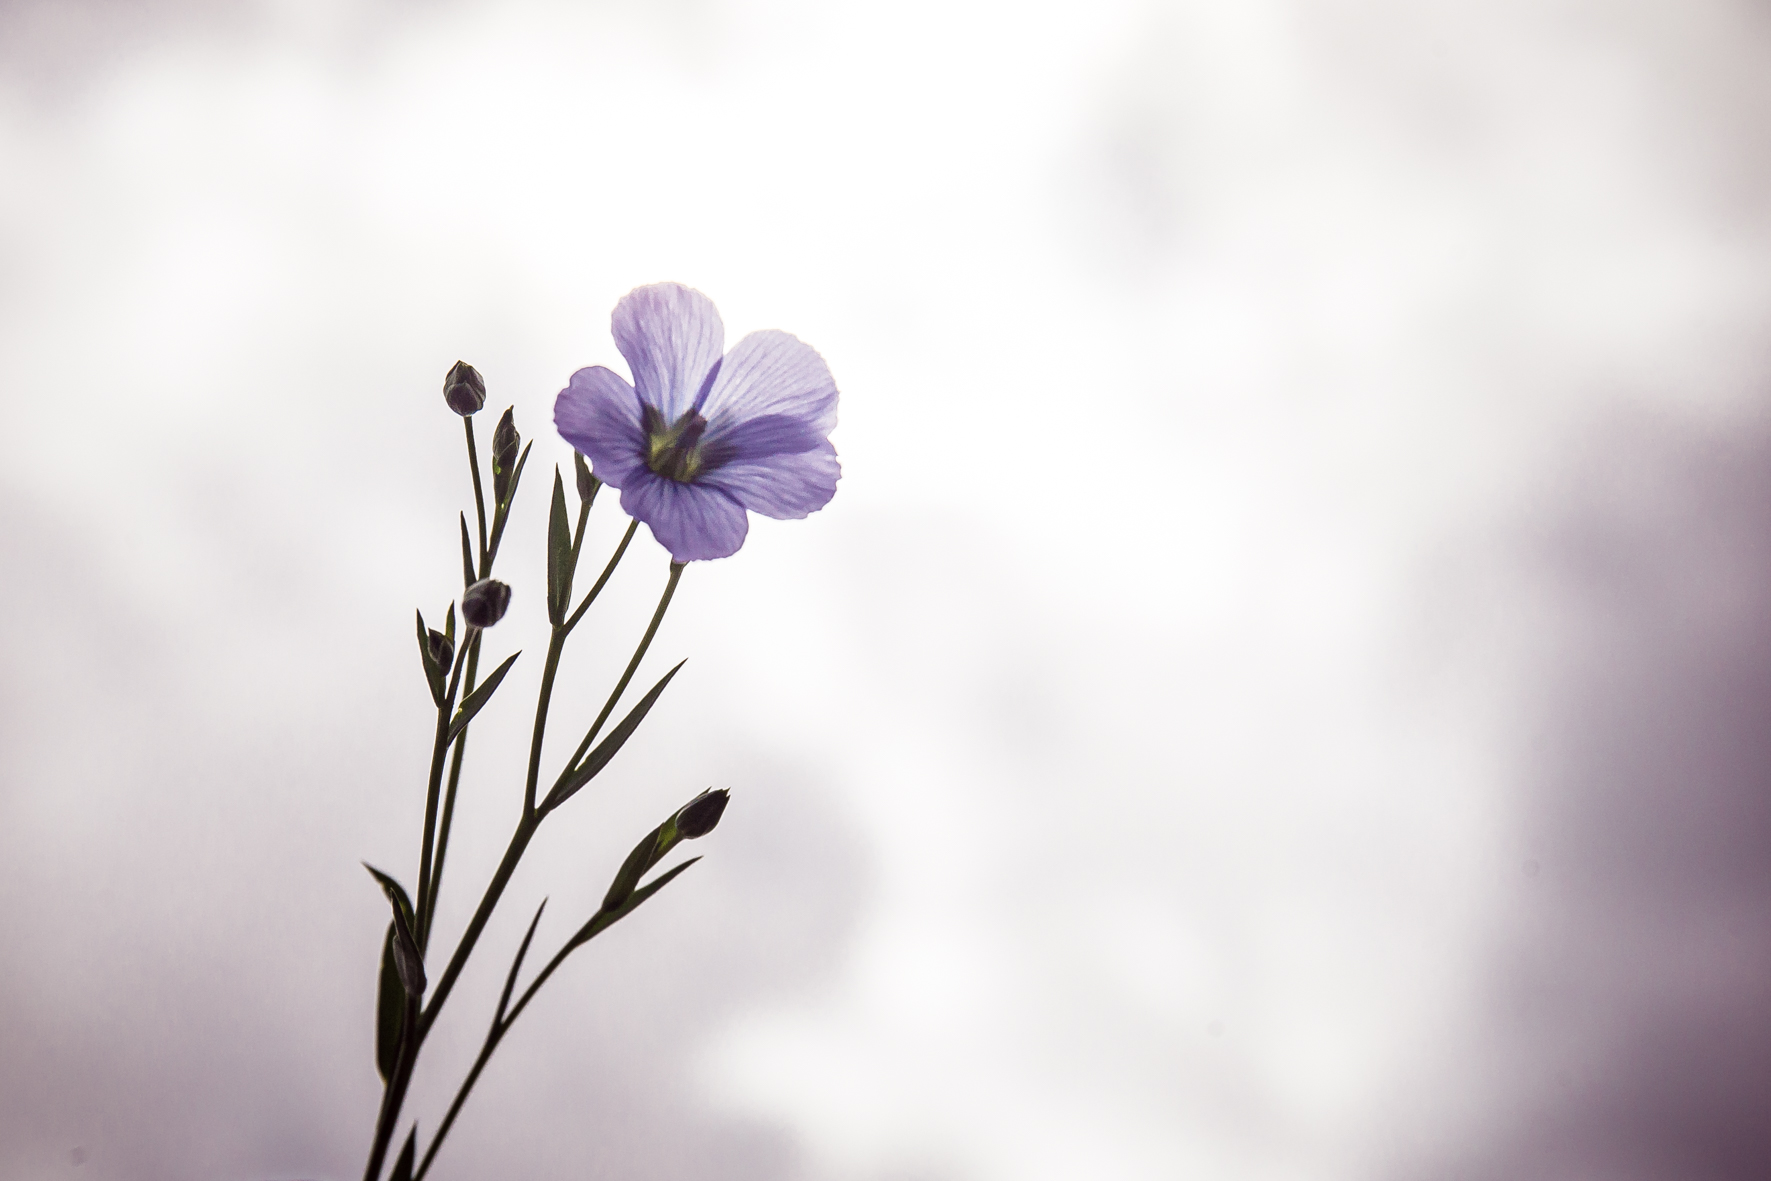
[555,366,649,488]
[620,472,750,562]
[699,440,840,521]
[697,329,838,438]
[612,283,725,422]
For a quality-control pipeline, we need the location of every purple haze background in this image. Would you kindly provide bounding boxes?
[3,2,1771,1179]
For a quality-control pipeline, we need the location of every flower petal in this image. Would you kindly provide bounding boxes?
[697,329,838,438]
[612,283,725,423]
[620,471,750,562]
[555,366,647,488]
[699,439,840,520]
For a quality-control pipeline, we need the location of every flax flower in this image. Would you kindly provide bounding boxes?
[554,283,840,561]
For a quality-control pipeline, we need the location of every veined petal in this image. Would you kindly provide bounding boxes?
[555,366,648,488]
[621,472,750,562]
[698,329,837,438]
[699,440,840,521]
[612,283,725,422]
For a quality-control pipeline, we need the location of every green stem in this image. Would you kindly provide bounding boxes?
[561,560,683,777]
[418,812,540,1041]
[523,628,569,818]
[411,928,577,1181]
[564,519,639,635]
[425,630,482,942]
[416,631,471,949]
[465,417,488,569]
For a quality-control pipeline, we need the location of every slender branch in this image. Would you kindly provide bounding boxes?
[425,630,482,939]
[416,629,472,949]
[464,417,488,569]
[564,519,639,635]
[523,628,569,818]
[560,561,683,778]
[418,811,539,1040]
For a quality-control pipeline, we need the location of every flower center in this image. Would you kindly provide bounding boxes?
[642,407,710,483]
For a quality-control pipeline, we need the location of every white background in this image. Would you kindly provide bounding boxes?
[3,2,1771,1179]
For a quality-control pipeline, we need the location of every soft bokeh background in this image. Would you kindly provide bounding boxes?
[3,1,1771,1178]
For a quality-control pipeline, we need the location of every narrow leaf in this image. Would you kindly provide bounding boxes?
[546,467,573,625]
[572,857,700,949]
[416,611,445,707]
[445,651,521,744]
[496,898,548,1027]
[486,439,535,562]
[375,922,406,1082]
[390,1125,417,1181]
[460,511,475,587]
[444,602,455,644]
[543,660,685,813]
[364,864,425,996]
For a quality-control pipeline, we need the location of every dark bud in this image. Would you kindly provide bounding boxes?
[462,578,512,628]
[443,360,486,416]
[676,788,730,839]
[427,628,454,671]
[492,407,520,506]
[574,450,599,504]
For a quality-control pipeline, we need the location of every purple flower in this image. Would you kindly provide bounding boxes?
[554,283,840,562]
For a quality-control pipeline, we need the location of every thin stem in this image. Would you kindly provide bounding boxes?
[564,519,639,635]
[561,560,683,777]
[425,629,482,941]
[418,811,539,1040]
[412,934,577,1181]
[523,628,569,818]
[464,417,488,569]
[416,630,472,949]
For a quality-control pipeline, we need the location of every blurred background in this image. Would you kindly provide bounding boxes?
[3,1,1770,1178]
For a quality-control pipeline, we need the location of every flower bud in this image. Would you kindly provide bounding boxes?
[443,361,486,416]
[462,578,512,628]
[675,788,730,839]
[427,628,454,671]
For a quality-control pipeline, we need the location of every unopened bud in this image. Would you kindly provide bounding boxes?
[443,361,486,416]
[676,788,730,839]
[427,628,454,671]
[574,451,598,504]
[462,578,512,628]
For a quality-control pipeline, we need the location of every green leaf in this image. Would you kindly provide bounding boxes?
[572,857,700,949]
[444,602,455,645]
[542,660,685,813]
[415,611,445,707]
[496,898,548,1027]
[486,440,534,563]
[546,468,573,625]
[491,407,519,508]
[375,922,406,1082]
[574,450,599,506]
[364,864,424,996]
[445,650,521,744]
[459,511,476,587]
[390,1125,417,1181]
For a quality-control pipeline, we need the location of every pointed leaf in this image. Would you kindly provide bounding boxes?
[542,660,685,813]
[390,1125,417,1181]
[546,467,574,625]
[486,440,534,563]
[444,602,455,644]
[459,512,476,587]
[445,650,521,744]
[496,898,548,1027]
[572,857,700,949]
[416,610,445,707]
[375,922,406,1082]
[364,864,425,996]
